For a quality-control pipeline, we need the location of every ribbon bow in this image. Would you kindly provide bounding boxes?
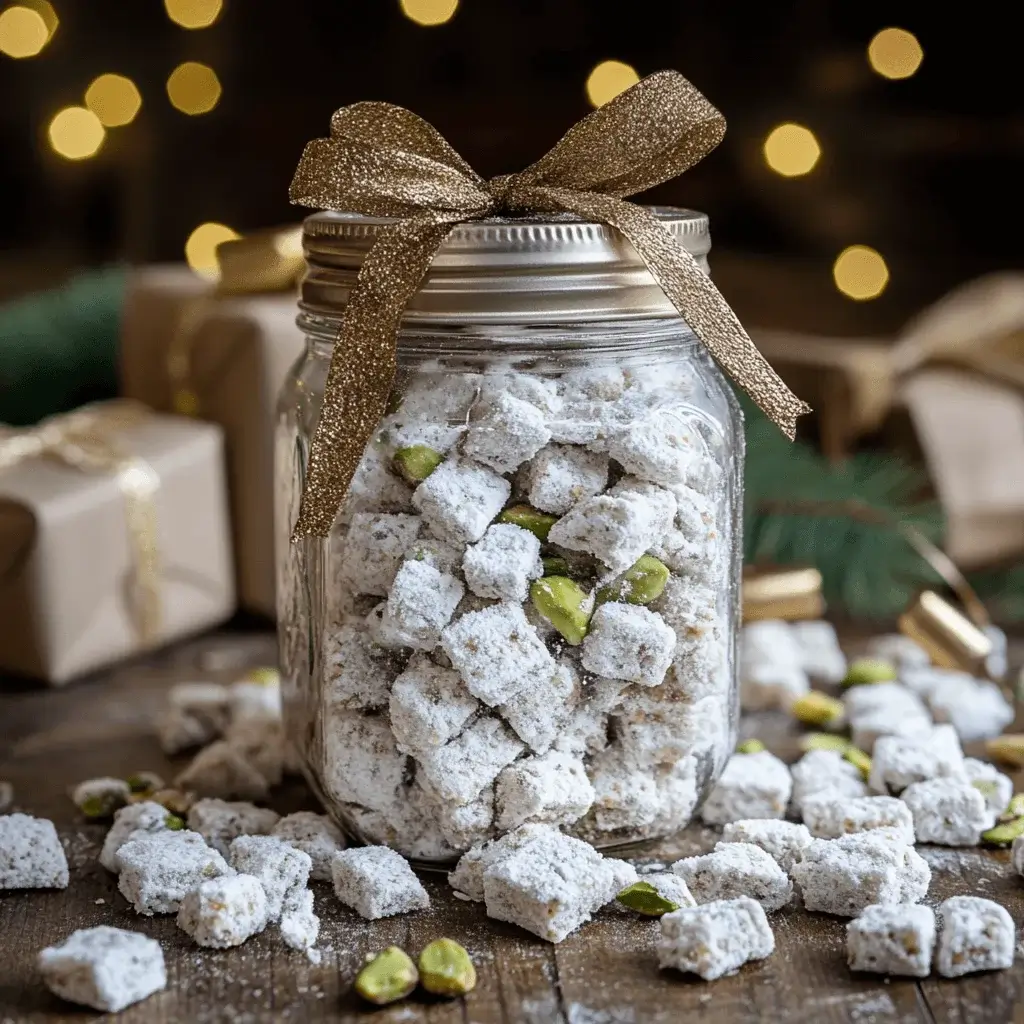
[288,70,810,538]
[0,401,162,643]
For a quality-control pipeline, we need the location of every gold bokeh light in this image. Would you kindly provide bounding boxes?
[164,0,223,30]
[185,222,240,278]
[85,74,142,127]
[399,0,459,26]
[0,5,48,58]
[833,245,889,301]
[48,106,106,160]
[586,60,640,108]
[166,61,221,115]
[868,27,924,80]
[763,123,821,177]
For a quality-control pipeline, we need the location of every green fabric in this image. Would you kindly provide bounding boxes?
[0,268,125,427]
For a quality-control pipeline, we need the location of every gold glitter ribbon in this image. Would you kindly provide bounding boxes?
[0,401,162,643]
[288,71,811,539]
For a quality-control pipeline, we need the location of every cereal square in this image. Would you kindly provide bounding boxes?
[412,457,511,544]
[672,842,793,912]
[331,846,429,919]
[700,752,792,825]
[847,904,935,977]
[527,444,609,514]
[935,896,1015,977]
[463,523,543,602]
[581,603,676,687]
[0,813,69,890]
[229,835,312,921]
[177,873,268,948]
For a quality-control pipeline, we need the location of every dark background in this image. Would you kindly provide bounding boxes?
[1,0,1020,332]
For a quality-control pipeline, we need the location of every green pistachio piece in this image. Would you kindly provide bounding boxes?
[842,657,897,687]
[165,813,186,831]
[998,793,1024,822]
[79,794,120,820]
[126,771,164,795]
[355,947,419,1006]
[530,577,592,645]
[790,691,845,728]
[596,555,670,606]
[843,746,873,780]
[541,556,570,577]
[392,445,444,484]
[736,738,766,754]
[799,732,852,754]
[243,666,280,687]
[981,817,1024,846]
[616,881,681,917]
[498,505,559,542]
[417,939,477,997]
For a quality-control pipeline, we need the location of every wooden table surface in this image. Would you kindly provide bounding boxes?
[2,628,1023,1024]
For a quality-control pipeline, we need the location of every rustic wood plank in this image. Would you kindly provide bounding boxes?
[3,628,1024,1023]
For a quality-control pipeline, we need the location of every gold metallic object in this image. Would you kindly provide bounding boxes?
[898,590,992,675]
[742,565,824,622]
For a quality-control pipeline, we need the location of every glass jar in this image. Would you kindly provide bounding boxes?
[277,209,744,864]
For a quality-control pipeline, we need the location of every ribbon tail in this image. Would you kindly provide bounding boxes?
[290,214,459,539]
[524,188,811,438]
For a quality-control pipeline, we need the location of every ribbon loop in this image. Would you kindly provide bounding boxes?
[288,70,810,539]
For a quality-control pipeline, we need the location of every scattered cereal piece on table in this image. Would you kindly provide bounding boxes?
[100,801,181,873]
[800,795,915,844]
[672,842,793,912]
[117,830,233,915]
[720,820,813,872]
[961,757,1013,825]
[790,750,868,815]
[176,873,268,948]
[71,777,131,819]
[901,777,990,847]
[229,835,311,921]
[865,634,930,670]
[38,926,166,1013]
[657,897,775,981]
[331,846,430,920]
[700,751,792,825]
[928,676,1014,743]
[935,896,1015,977]
[846,904,935,978]
[279,888,320,952]
[0,813,69,890]
[867,725,964,796]
[174,740,269,802]
[790,620,847,684]
[447,823,556,902]
[186,799,280,858]
[157,682,231,755]
[482,829,636,942]
[271,812,346,882]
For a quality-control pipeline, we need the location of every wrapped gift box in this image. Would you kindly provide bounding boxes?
[0,405,235,684]
[120,258,305,617]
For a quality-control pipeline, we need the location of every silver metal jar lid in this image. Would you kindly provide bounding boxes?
[299,207,710,325]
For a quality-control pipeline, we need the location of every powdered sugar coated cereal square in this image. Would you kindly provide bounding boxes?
[847,904,935,977]
[700,752,792,825]
[38,926,166,1013]
[176,873,268,948]
[801,795,915,843]
[447,823,556,902]
[280,887,320,951]
[901,777,990,847]
[186,799,280,858]
[868,725,964,796]
[720,820,813,872]
[229,835,311,921]
[672,842,792,912]
[790,620,848,684]
[935,896,1015,977]
[442,602,555,706]
[500,661,579,754]
[790,750,868,815]
[331,846,429,920]
[338,512,422,597]
[527,444,609,514]
[323,711,407,812]
[605,408,704,487]
[100,802,178,873]
[323,624,398,711]
[657,897,774,980]
[389,655,480,754]
[0,813,68,889]
[462,523,542,602]
[412,457,511,544]
[962,758,1013,824]
[463,393,552,473]
[495,749,595,830]
[377,559,464,650]
[547,492,662,573]
[272,813,345,882]
[581,603,675,687]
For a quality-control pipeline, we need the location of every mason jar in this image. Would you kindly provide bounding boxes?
[276,208,744,864]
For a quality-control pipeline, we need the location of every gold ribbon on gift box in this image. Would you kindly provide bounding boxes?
[285,70,810,538]
[0,401,162,643]
[168,226,305,417]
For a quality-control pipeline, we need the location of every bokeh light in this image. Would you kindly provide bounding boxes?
[763,123,821,177]
[85,74,142,127]
[833,245,889,300]
[868,27,924,80]
[0,5,48,58]
[48,107,105,160]
[166,62,221,115]
[185,222,240,278]
[164,0,223,30]
[399,0,459,26]
[586,60,640,108]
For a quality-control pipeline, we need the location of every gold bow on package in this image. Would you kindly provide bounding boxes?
[755,273,1024,568]
[0,401,235,685]
[287,70,810,538]
[119,228,306,617]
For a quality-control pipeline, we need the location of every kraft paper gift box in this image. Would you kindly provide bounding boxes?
[0,404,235,685]
[120,248,305,618]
